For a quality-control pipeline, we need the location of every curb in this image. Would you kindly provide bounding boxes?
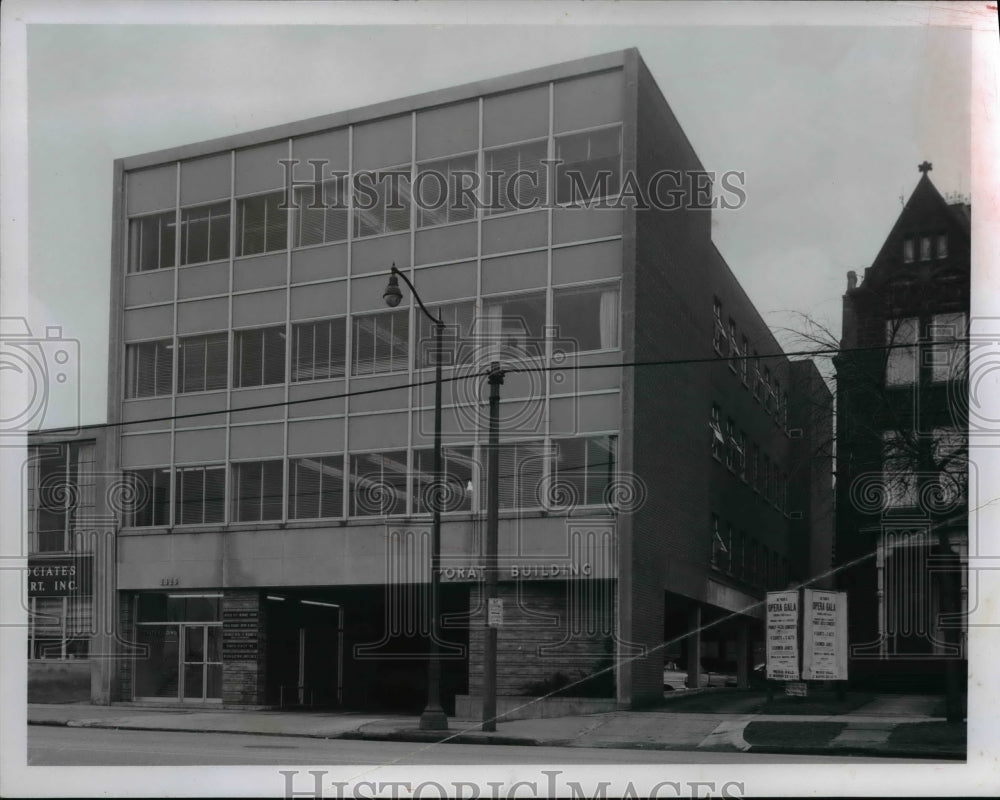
[745,744,966,761]
[30,719,348,741]
[339,730,541,747]
[29,718,540,747]
[29,719,964,758]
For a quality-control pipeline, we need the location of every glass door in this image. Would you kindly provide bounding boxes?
[181,624,223,701]
[134,625,179,698]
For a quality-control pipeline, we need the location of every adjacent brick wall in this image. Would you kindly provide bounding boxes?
[467,580,616,698]
[115,592,134,701]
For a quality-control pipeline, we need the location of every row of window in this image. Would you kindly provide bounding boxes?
[27,442,97,554]
[712,297,788,430]
[710,514,788,590]
[124,284,620,397]
[902,233,947,264]
[127,127,622,272]
[709,405,789,511]
[884,312,967,386]
[121,435,617,527]
[27,597,91,660]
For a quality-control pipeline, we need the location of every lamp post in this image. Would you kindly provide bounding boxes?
[383,263,448,731]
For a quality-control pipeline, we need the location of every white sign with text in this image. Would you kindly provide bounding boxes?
[802,589,848,681]
[766,590,800,680]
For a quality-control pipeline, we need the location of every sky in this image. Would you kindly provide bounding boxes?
[10,3,986,428]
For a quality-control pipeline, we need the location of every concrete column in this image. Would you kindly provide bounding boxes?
[736,618,749,689]
[686,604,701,690]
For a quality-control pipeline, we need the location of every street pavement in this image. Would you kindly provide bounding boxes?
[27,692,964,760]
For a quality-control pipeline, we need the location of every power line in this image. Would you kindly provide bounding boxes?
[29,339,963,436]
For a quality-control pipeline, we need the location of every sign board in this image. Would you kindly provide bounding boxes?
[784,681,809,697]
[487,597,504,628]
[222,606,260,659]
[765,590,800,680]
[27,555,92,597]
[802,589,848,681]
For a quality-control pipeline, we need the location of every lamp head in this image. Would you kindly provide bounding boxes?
[383,271,403,308]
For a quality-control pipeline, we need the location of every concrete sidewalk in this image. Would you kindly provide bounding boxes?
[27,694,964,759]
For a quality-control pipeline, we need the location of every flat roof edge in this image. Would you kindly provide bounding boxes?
[120,49,634,172]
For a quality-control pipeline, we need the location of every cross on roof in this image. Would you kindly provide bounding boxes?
[918,161,933,174]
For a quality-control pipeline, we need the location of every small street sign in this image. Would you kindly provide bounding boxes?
[487,597,503,628]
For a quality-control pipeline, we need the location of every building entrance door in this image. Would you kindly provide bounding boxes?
[133,592,223,703]
[181,624,223,701]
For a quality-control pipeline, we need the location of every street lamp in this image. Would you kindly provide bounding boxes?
[383,263,448,731]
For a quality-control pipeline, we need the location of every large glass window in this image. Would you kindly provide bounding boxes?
[936,234,948,259]
[128,210,176,272]
[236,190,288,256]
[354,167,411,237]
[882,431,917,508]
[231,460,283,522]
[549,436,616,507]
[709,404,722,460]
[412,446,474,514]
[177,333,228,393]
[352,310,409,376]
[930,312,967,383]
[555,127,621,205]
[484,140,548,216]
[28,442,95,554]
[123,468,171,527]
[125,340,173,399]
[711,514,730,572]
[740,336,750,385]
[415,155,477,227]
[415,302,475,369]
[885,317,918,386]
[482,292,546,359]
[293,177,348,247]
[552,284,619,353]
[233,326,286,388]
[288,456,344,519]
[712,297,725,355]
[292,318,347,381]
[481,440,547,510]
[180,201,230,265]
[175,465,226,525]
[348,451,409,516]
[28,596,91,660]
[933,426,967,507]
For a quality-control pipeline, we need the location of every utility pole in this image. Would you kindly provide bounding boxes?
[481,361,504,732]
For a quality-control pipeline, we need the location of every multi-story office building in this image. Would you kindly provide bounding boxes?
[834,166,969,696]
[107,49,830,710]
